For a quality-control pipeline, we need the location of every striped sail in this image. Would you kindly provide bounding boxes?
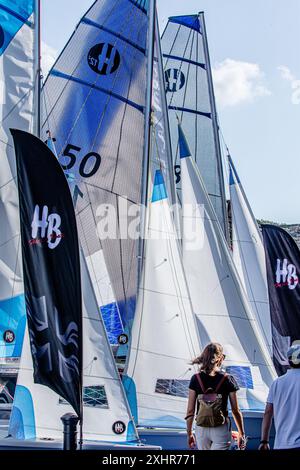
[124,170,200,428]
[161,13,228,237]
[229,156,272,354]
[0,1,36,367]
[41,0,150,331]
[179,124,276,411]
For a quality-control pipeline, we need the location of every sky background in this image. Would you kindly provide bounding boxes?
[41,0,300,223]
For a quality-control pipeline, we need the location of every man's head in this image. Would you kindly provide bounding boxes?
[287,342,300,368]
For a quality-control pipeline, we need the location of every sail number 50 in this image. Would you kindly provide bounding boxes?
[60,144,101,178]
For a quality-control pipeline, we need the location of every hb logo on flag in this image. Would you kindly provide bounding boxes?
[275,258,299,290]
[31,205,62,249]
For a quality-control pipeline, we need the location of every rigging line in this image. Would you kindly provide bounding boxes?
[162,23,182,71]
[57,2,142,158]
[0,176,17,193]
[152,128,199,358]
[130,346,194,363]
[41,76,54,137]
[128,170,151,380]
[166,27,194,166]
[167,26,193,111]
[41,0,123,131]
[169,30,198,165]
[163,205,200,358]
[0,87,33,126]
[109,12,143,192]
[165,237,199,359]
[70,180,137,206]
[76,197,106,310]
[81,181,128,322]
[0,138,13,149]
[115,195,127,303]
[177,29,195,166]
[0,237,20,253]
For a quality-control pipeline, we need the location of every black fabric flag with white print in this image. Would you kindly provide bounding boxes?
[11,129,82,417]
[262,224,300,376]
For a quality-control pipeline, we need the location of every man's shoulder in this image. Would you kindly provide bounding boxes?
[271,372,291,389]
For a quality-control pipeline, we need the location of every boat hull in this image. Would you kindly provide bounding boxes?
[138,413,275,450]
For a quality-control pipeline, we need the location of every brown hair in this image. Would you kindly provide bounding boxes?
[192,343,224,374]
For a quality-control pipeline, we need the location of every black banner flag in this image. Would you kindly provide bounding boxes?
[262,224,300,376]
[12,129,82,417]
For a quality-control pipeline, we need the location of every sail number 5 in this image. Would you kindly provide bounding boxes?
[60,144,101,178]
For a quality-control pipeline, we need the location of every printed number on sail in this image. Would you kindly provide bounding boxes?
[60,144,101,178]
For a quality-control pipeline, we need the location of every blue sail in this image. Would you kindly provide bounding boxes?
[161,12,228,236]
[41,0,149,331]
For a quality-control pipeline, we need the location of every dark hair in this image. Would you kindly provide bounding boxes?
[289,360,300,369]
[192,343,224,374]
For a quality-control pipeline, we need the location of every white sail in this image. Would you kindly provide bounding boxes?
[179,124,276,411]
[229,156,272,354]
[0,1,36,366]
[124,169,200,428]
[8,250,138,443]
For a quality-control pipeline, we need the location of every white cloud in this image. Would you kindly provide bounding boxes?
[278,65,300,104]
[212,58,271,108]
[41,42,58,79]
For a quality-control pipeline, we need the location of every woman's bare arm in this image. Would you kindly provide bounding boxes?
[186,389,197,448]
[229,391,245,437]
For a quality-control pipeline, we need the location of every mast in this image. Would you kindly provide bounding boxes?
[138,0,156,284]
[199,12,229,243]
[35,0,41,138]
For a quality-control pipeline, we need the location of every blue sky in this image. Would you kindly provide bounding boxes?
[41,0,300,223]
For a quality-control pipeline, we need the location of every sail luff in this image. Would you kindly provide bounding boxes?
[229,155,272,354]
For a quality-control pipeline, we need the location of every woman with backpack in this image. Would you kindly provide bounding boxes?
[185,342,246,450]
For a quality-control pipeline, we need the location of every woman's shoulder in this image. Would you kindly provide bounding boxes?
[222,371,240,391]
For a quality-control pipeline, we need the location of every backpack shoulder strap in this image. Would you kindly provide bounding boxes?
[195,373,207,393]
[215,373,228,392]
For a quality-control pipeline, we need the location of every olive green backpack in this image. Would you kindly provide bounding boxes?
[195,373,228,428]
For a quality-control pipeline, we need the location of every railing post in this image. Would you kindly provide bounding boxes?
[61,413,79,450]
